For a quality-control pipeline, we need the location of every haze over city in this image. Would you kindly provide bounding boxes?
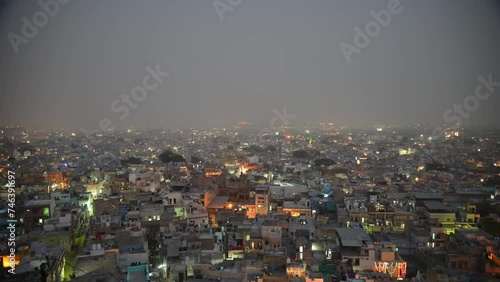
[1,0,499,130]
[3,1,500,281]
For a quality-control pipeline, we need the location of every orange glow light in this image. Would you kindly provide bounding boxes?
[2,255,20,268]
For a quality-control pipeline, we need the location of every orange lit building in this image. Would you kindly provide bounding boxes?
[254,186,270,216]
[44,171,68,188]
[245,202,256,219]
[204,167,222,177]
[1,254,20,269]
[283,199,312,217]
[286,262,306,279]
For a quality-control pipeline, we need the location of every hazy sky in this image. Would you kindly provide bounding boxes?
[0,0,499,130]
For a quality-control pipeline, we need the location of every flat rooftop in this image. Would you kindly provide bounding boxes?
[423,200,448,211]
[24,199,53,206]
[206,196,229,209]
[336,228,371,247]
[413,192,443,200]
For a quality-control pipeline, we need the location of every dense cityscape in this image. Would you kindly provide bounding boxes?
[1,0,500,281]
[1,123,500,281]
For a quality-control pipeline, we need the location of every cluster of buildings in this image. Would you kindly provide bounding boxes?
[1,125,500,282]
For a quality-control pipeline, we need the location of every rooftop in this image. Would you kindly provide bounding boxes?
[413,192,444,200]
[206,196,229,209]
[423,200,449,211]
[336,228,371,247]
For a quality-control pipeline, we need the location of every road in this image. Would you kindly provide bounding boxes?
[62,215,89,280]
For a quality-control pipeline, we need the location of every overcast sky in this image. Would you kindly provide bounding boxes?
[0,0,499,130]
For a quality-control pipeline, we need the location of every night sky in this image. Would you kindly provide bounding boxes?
[0,0,499,130]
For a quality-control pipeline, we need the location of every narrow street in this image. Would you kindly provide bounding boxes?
[63,214,89,281]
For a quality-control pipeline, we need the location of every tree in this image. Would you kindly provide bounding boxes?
[121,157,143,166]
[265,145,276,152]
[191,156,204,164]
[159,150,186,163]
[479,218,500,236]
[243,145,264,155]
[314,158,336,167]
[18,143,34,154]
[476,201,500,217]
[0,138,15,153]
[425,161,448,172]
[292,149,309,159]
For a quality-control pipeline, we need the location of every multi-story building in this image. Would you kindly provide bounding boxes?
[18,199,56,233]
[422,201,456,234]
[261,220,283,251]
[254,186,270,216]
[44,171,65,187]
[282,198,312,217]
[336,228,375,272]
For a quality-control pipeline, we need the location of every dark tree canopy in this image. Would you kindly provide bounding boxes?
[425,161,448,172]
[479,218,500,237]
[292,149,309,159]
[243,145,264,155]
[191,156,204,164]
[121,157,143,166]
[159,150,186,163]
[265,145,277,152]
[314,158,336,167]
